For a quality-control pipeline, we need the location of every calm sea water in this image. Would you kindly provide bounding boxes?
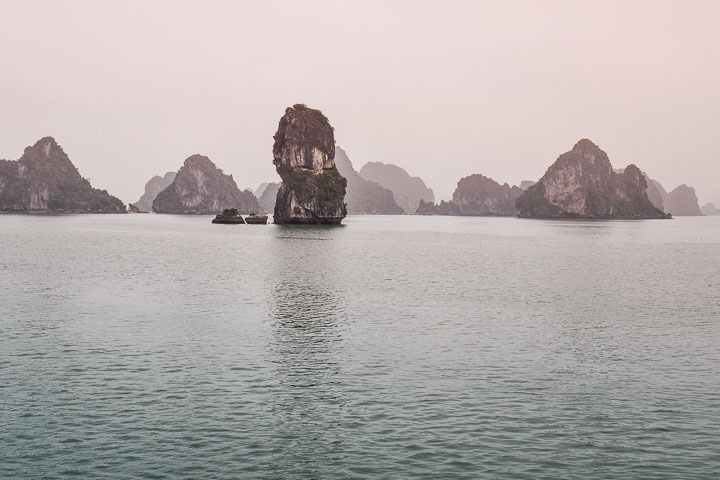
[1,214,719,479]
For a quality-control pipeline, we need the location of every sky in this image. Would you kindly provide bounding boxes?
[1,0,719,204]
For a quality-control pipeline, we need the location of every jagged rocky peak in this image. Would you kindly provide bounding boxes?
[665,184,702,216]
[273,104,347,224]
[153,154,259,214]
[0,136,125,213]
[131,171,176,212]
[519,180,536,191]
[358,162,434,214]
[334,146,403,215]
[515,139,667,219]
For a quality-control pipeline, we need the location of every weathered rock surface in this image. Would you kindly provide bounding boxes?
[334,147,403,215]
[153,154,259,214]
[0,137,126,213]
[212,208,245,224]
[272,104,347,224]
[451,174,523,216]
[516,139,667,219]
[131,171,176,212]
[245,213,268,224]
[257,182,280,213]
[358,162,434,214]
[665,185,702,216]
[701,203,720,215]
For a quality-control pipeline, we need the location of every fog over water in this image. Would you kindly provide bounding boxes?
[1,0,719,204]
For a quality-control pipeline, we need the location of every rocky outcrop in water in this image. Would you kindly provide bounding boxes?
[212,208,245,224]
[257,182,280,213]
[516,139,667,219]
[131,171,176,212]
[416,199,459,215]
[358,162,434,214]
[665,185,702,216]
[153,155,259,214]
[415,174,520,216]
[451,174,522,216]
[0,137,126,213]
[334,147,403,215]
[701,203,720,215]
[272,104,347,224]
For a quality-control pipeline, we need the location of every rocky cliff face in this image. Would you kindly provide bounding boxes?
[257,182,280,213]
[665,185,702,216]
[644,177,668,211]
[131,171,176,212]
[519,180,536,191]
[334,147,403,215]
[516,139,667,219]
[701,203,720,215]
[0,137,125,213]
[358,162,434,214]
[272,104,347,224]
[153,155,259,214]
[452,174,523,216]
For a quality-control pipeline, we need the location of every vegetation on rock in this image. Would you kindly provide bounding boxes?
[0,137,125,213]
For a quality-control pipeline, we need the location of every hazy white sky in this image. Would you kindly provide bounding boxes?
[1,0,718,204]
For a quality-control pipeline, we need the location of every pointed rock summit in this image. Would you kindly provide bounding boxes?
[0,137,125,213]
[153,154,259,214]
[516,139,667,219]
[131,171,176,212]
[272,104,347,224]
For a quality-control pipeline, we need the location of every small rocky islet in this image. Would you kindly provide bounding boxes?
[0,137,125,213]
[153,154,259,215]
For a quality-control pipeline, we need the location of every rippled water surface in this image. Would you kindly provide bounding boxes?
[2,214,720,479]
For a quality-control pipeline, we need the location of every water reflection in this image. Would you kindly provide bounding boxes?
[262,226,351,472]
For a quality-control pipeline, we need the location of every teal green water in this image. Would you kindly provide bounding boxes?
[1,214,719,479]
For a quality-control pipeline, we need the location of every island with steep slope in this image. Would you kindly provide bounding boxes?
[153,155,259,214]
[0,137,125,213]
[665,185,702,216]
[359,162,434,214]
[334,147,403,215]
[272,104,347,224]
[131,171,176,212]
[516,139,668,219]
[415,174,520,216]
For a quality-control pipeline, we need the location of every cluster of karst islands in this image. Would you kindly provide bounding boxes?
[0,104,716,223]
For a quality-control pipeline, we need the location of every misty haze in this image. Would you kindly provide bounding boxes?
[1,1,719,479]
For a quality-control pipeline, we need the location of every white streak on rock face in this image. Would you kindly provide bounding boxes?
[43,141,52,157]
[28,183,49,209]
